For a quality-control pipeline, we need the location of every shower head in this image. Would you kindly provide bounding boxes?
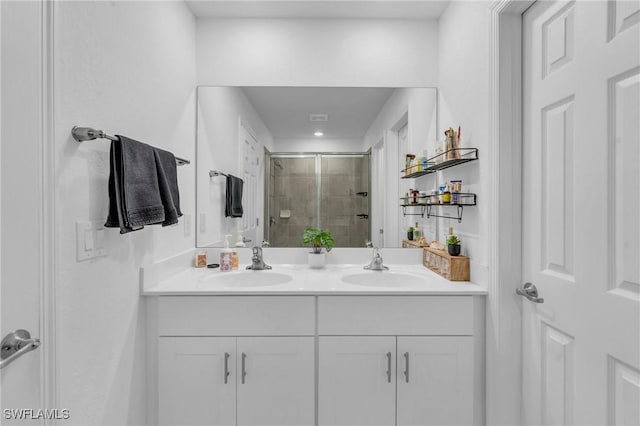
[273,160,284,170]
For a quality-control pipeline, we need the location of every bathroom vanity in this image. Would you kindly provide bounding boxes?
[143,262,486,426]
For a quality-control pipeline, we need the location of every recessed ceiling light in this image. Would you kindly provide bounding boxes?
[314,131,324,137]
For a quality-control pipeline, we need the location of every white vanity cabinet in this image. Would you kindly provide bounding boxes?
[148,293,484,426]
[317,296,483,426]
[149,296,316,426]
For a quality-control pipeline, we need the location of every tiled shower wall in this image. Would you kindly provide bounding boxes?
[268,155,370,247]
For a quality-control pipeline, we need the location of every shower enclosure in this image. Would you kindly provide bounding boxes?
[266,154,370,247]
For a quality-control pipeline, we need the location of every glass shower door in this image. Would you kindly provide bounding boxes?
[268,155,317,247]
[320,155,370,247]
[267,154,370,247]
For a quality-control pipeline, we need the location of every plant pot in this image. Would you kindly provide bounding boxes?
[407,231,413,241]
[447,244,461,256]
[308,252,327,269]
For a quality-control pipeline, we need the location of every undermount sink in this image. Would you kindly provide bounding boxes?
[341,272,420,287]
[200,271,293,287]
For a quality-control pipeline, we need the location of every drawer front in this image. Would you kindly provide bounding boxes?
[158,296,315,336]
[318,296,474,335]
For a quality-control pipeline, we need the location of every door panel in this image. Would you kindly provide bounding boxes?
[158,337,236,426]
[396,336,474,426]
[236,337,314,426]
[1,0,45,420]
[318,336,396,426]
[522,1,640,425]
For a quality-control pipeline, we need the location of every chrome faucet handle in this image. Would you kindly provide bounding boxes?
[364,247,389,270]
[247,246,271,270]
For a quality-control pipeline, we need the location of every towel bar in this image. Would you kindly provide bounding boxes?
[72,126,190,166]
[209,170,228,177]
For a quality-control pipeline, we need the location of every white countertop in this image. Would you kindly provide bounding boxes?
[142,262,487,296]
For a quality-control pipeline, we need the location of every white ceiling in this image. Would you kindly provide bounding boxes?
[186,1,450,19]
[241,87,395,139]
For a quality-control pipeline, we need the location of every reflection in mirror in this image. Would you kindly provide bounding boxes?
[196,87,437,248]
[266,153,370,247]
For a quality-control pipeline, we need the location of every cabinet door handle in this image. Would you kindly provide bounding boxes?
[386,352,392,383]
[403,352,410,383]
[223,352,230,384]
[241,352,247,384]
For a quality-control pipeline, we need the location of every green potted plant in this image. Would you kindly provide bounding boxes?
[303,227,334,268]
[446,234,461,256]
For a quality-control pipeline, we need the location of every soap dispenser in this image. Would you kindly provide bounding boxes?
[235,230,246,247]
[220,234,233,271]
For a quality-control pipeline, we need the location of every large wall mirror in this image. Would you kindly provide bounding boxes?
[196,86,437,248]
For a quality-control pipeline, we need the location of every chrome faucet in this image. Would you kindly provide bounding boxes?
[246,246,272,270]
[364,247,389,271]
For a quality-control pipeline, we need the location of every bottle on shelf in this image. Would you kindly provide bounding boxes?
[443,182,452,204]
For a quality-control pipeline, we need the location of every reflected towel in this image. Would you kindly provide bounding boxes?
[225,175,244,218]
[105,135,182,233]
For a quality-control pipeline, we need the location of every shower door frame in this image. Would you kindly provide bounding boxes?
[264,152,371,247]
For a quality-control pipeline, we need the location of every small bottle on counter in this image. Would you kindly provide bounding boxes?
[231,249,239,270]
[195,252,207,268]
[220,235,233,271]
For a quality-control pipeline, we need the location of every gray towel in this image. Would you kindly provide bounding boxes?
[154,147,182,226]
[225,175,244,218]
[105,135,182,234]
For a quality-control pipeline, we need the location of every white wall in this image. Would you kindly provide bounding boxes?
[437,1,490,286]
[53,2,196,424]
[197,18,439,87]
[197,86,273,247]
[363,88,438,247]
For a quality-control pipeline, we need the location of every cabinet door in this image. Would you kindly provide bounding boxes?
[396,336,473,426]
[236,337,315,426]
[318,336,396,426]
[158,337,236,426]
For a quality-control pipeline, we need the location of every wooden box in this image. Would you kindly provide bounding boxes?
[402,239,429,248]
[422,246,470,281]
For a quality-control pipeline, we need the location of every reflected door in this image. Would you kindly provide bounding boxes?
[522,2,639,425]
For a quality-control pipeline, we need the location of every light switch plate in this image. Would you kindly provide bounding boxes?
[76,220,107,262]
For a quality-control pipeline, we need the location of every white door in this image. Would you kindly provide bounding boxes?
[1,0,46,422]
[522,1,640,425]
[318,336,396,426]
[158,337,236,426]
[396,336,473,426]
[236,337,314,426]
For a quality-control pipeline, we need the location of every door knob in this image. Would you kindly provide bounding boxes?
[0,329,41,369]
[516,282,544,303]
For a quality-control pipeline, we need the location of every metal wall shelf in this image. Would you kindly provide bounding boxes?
[400,193,476,223]
[401,148,478,179]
